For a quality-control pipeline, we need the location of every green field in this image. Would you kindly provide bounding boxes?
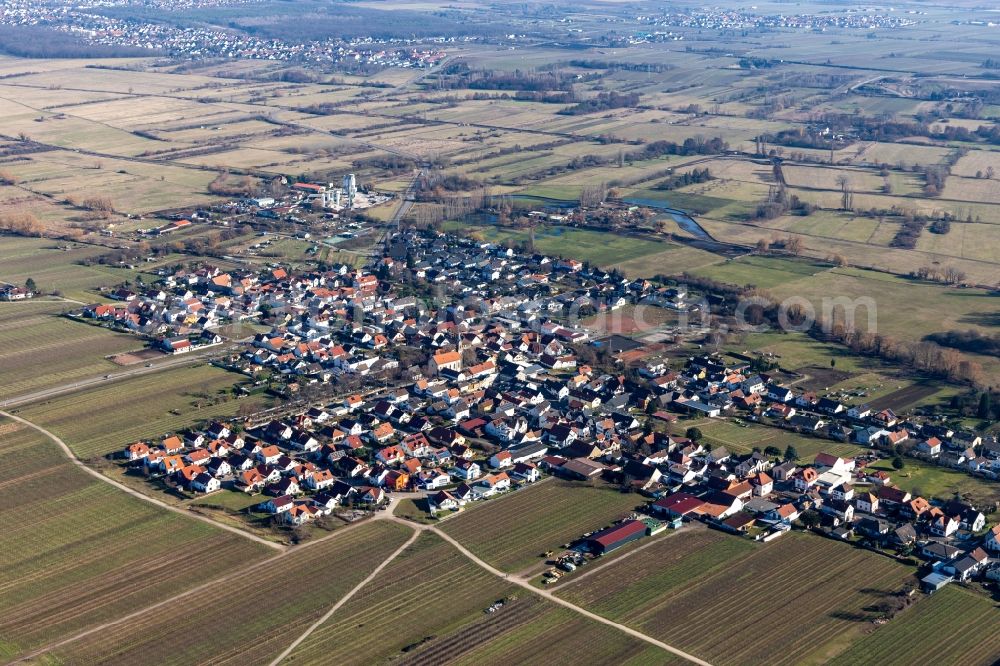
[286,531,673,665]
[556,527,753,618]
[728,330,871,374]
[0,311,139,400]
[865,458,1000,505]
[0,417,272,659]
[442,222,667,267]
[0,236,137,303]
[688,254,833,290]
[829,586,1000,666]
[769,266,999,342]
[43,521,413,665]
[559,531,915,665]
[623,188,737,216]
[14,364,269,460]
[440,479,643,572]
[695,419,866,464]
[613,245,723,278]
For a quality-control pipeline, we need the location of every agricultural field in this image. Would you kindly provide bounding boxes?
[285,531,673,665]
[560,531,916,665]
[697,217,997,285]
[440,479,643,573]
[612,245,723,279]
[851,142,953,167]
[916,221,1000,264]
[0,236,134,303]
[691,257,998,384]
[0,417,272,660]
[40,521,414,665]
[14,364,268,460]
[768,266,999,341]
[951,151,1000,179]
[729,330,872,374]
[769,211,884,244]
[864,458,1000,505]
[555,528,753,618]
[783,165,886,194]
[687,254,832,290]
[0,309,139,401]
[441,222,667,267]
[828,586,1000,666]
[3,148,222,214]
[694,419,866,464]
[581,303,683,338]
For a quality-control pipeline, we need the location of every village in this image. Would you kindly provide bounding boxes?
[0,0,450,68]
[101,226,1000,598]
[4,0,1000,661]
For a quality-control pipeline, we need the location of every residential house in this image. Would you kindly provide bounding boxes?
[453,460,482,480]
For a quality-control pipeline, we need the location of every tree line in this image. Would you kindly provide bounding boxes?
[654,168,713,191]
[926,330,1000,357]
[558,91,641,116]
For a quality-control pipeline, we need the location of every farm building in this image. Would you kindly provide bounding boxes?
[921,571,953,594]
[651,492,705,519]
[583,519,646,555]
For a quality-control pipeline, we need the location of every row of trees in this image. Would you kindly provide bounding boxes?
[926,330,1000,357]
[579,182,609,208]
[434,64,582,92]
[752,185,816,221]
[558,91,641,116]
[950,390,999,421]
[413,173,484,202]
[911,265,967,285]
[654,168,713,191]
[0,211,43,236]
[890,216,926,249]
[818,321,985,385]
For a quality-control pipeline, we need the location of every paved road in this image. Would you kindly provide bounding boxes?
[0,343,232,409]
[0,410,284,551]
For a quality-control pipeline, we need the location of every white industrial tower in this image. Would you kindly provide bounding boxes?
[343,173,357,206]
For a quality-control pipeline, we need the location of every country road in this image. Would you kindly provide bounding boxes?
[266,525,422,666]
[424,522,712,666]
[262,509,712,666]
[0,342,233,409]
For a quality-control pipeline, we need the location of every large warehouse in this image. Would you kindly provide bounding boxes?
[583,519,647,555]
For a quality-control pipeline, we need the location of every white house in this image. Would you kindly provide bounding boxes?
[190,473,220,493]
[929,515,960,538]
[489,451,514,469]
[453,460,482,480]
